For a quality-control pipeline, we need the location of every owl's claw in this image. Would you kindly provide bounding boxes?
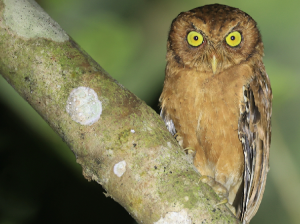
[199,175,228,198]
[215,198,228,206]
[199,175,236,215]
[184,147,195,155]
[215,198,236,216]
[174,133,195,154]
[174,133,184,147]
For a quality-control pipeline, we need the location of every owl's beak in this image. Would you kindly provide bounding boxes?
[211,55,217,74]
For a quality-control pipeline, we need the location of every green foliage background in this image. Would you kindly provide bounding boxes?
[1,0,299,223]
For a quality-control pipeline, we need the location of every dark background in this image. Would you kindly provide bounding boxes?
[1,0,300,223]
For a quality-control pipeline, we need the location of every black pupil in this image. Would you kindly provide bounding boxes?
[231,36,235,41]
[194,36,198,41]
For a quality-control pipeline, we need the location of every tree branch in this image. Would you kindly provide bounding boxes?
[0,1,239,223]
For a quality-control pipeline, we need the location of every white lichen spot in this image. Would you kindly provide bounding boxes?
[154,210,192,224]
[57,85,61,89]
[131,129,135,133]
[114,160,126,177]
[66,87,102,125]
[167,142,172,148]
[3,0,69,42]
[184,196,189,201]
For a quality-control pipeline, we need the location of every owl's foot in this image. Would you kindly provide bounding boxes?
[199,175,228,199]
[215,198,228,206]
[184,147,195,155]
[174,133,195,155]
[174,133,184,147]
[199,175,236,215]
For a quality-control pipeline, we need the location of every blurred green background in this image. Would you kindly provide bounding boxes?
[0,0,300,223]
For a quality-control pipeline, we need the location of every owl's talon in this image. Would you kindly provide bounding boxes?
[199,175,228,195]
[174,133,194,154]
[174,133,184,147]
[200,175,237,215]
[199,175,209,183]
[216,199,236,215]
[184,147,195,155]
[215,198,228,206]
[215,198,236,216]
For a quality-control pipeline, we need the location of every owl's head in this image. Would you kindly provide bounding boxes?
[167,4,263,74]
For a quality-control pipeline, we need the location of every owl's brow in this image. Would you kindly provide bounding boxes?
[190,22,205,36]
[231,22,241,32]
[190,22,197,30]
[224,21,241,37]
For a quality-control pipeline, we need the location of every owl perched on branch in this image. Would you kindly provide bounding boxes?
[160,4,272,223]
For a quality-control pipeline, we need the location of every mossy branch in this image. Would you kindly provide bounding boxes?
[0,1,239,223]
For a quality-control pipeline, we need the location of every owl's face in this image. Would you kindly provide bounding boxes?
[167,4,264,74]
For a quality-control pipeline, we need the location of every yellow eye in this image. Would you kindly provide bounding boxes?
[226,31,242,47]
[187,31,203,47]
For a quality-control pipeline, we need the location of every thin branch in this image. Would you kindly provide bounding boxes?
[0,1,239,223]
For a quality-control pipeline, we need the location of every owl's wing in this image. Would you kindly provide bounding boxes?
[160,109,177,136]
[238,67,272,223]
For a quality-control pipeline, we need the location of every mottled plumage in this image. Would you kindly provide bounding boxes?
[159,4,272,223]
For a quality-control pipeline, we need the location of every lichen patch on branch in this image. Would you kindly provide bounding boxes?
[154,210,192,224]
[66,87,102,125]
[3,0,69,42]
[114,160,126,177]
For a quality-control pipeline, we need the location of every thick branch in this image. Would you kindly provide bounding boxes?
[0,1,239,223]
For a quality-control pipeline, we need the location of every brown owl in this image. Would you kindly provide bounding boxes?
[159,4,272,223]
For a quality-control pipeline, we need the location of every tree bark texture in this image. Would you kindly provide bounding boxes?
[0,1,239,223]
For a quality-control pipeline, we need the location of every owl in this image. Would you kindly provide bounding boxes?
[159,4,272,223]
